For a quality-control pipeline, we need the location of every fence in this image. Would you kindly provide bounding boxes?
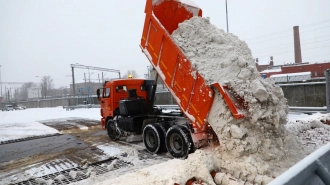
[0,83,327,109]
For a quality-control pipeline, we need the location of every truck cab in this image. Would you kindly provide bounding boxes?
[97,79,153,130]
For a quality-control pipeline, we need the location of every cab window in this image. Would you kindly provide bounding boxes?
[140,85,147,91]
[116,86,127,92]
[103,88,110,98]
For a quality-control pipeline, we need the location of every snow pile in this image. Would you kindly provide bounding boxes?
[87,150,215,185]
[171,16,307,180]
[286,113,330,150]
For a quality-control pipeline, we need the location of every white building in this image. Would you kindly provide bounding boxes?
[270,72,311,83]
[27,87,42,99]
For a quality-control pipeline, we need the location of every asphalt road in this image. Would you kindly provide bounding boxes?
[0,134,87,163]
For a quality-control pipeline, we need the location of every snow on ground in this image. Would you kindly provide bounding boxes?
[25,159,78,177]
[75,111,330,185]
[1,107,330,184]
[286,112,330,150]
[0,107,100,141]
[96,144,124,156]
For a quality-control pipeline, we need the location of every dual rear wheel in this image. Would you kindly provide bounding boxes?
[106,119,194,158]
[143,124,193,158]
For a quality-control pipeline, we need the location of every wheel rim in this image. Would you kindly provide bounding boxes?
[146,130,156,148]
[108,121,119,139]
[109,124,116,136]
[169,133,183,153]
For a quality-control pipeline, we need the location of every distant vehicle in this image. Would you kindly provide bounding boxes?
[2,105,14,111]
[14,105,26,110]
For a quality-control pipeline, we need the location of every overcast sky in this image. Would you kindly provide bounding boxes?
[1,0,330,89]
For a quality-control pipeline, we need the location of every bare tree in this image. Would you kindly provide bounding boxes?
[122,70,139,79]
[19,82,36,100]
[40,76,54,98]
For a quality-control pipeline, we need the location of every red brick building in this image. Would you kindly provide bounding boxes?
[258,62,330,78]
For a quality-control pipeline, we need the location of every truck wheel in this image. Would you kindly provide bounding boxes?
[165,125,194,158]
[143,123,165,154]
[107,120,121,141]
[155,123,168,152]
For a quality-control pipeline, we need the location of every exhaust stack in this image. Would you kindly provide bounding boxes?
[293,26,302,63]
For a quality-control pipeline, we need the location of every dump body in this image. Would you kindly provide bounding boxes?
[140,0,214,130]
[140,0,244,130]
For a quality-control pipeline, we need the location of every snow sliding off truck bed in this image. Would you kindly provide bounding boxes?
[140,0,244,130]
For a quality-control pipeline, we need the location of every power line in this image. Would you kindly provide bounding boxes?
[254,38,330,54]
[0,82,32,85]
[300,25,330,34]
[248,34,292,45]
[244,29,291,41]
[250,33,330,53]
[245,19,330,41]
[304,53,330,60]
[271,51,330,63]
[257,48,330,64]
[300,19,330,29]
[255,43,330,58]
[248,26,330,45]
[303,43,330,51]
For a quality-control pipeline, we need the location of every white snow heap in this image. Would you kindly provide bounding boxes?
[171,16,297,178]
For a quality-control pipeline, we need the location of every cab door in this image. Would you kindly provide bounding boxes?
[100,87,113,117]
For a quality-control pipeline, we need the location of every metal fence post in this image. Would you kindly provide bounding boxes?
[325,69,330,113]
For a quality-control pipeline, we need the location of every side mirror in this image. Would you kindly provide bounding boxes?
[97,89,101,101]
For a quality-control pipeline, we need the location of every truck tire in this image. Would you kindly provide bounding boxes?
[165,125,194,158]
[155,123,168,152]
[143,123,165,154]
[107,120,121,141]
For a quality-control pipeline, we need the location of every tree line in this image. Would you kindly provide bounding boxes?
[2,70,141,101]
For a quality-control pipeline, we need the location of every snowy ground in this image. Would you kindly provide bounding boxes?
[0,107,329,185]
[0,107,100,141]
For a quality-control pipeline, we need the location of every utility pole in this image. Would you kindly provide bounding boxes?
[88,69,91,83]
[71,66,76,96]
[325,70,330,112]
[225,0,229,32]
[84,73,87,88]
[0,65,2,98]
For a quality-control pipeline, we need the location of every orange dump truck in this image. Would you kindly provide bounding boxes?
[97,0,244,158]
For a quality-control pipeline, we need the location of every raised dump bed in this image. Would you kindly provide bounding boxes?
[140,0,244,130]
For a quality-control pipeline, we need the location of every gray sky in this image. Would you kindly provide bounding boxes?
[1,0,330,88]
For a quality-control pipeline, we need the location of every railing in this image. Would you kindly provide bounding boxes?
[63,104,100,111]
[289,106,327,114]
[156,105,329,114]
[269,143,330,185]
